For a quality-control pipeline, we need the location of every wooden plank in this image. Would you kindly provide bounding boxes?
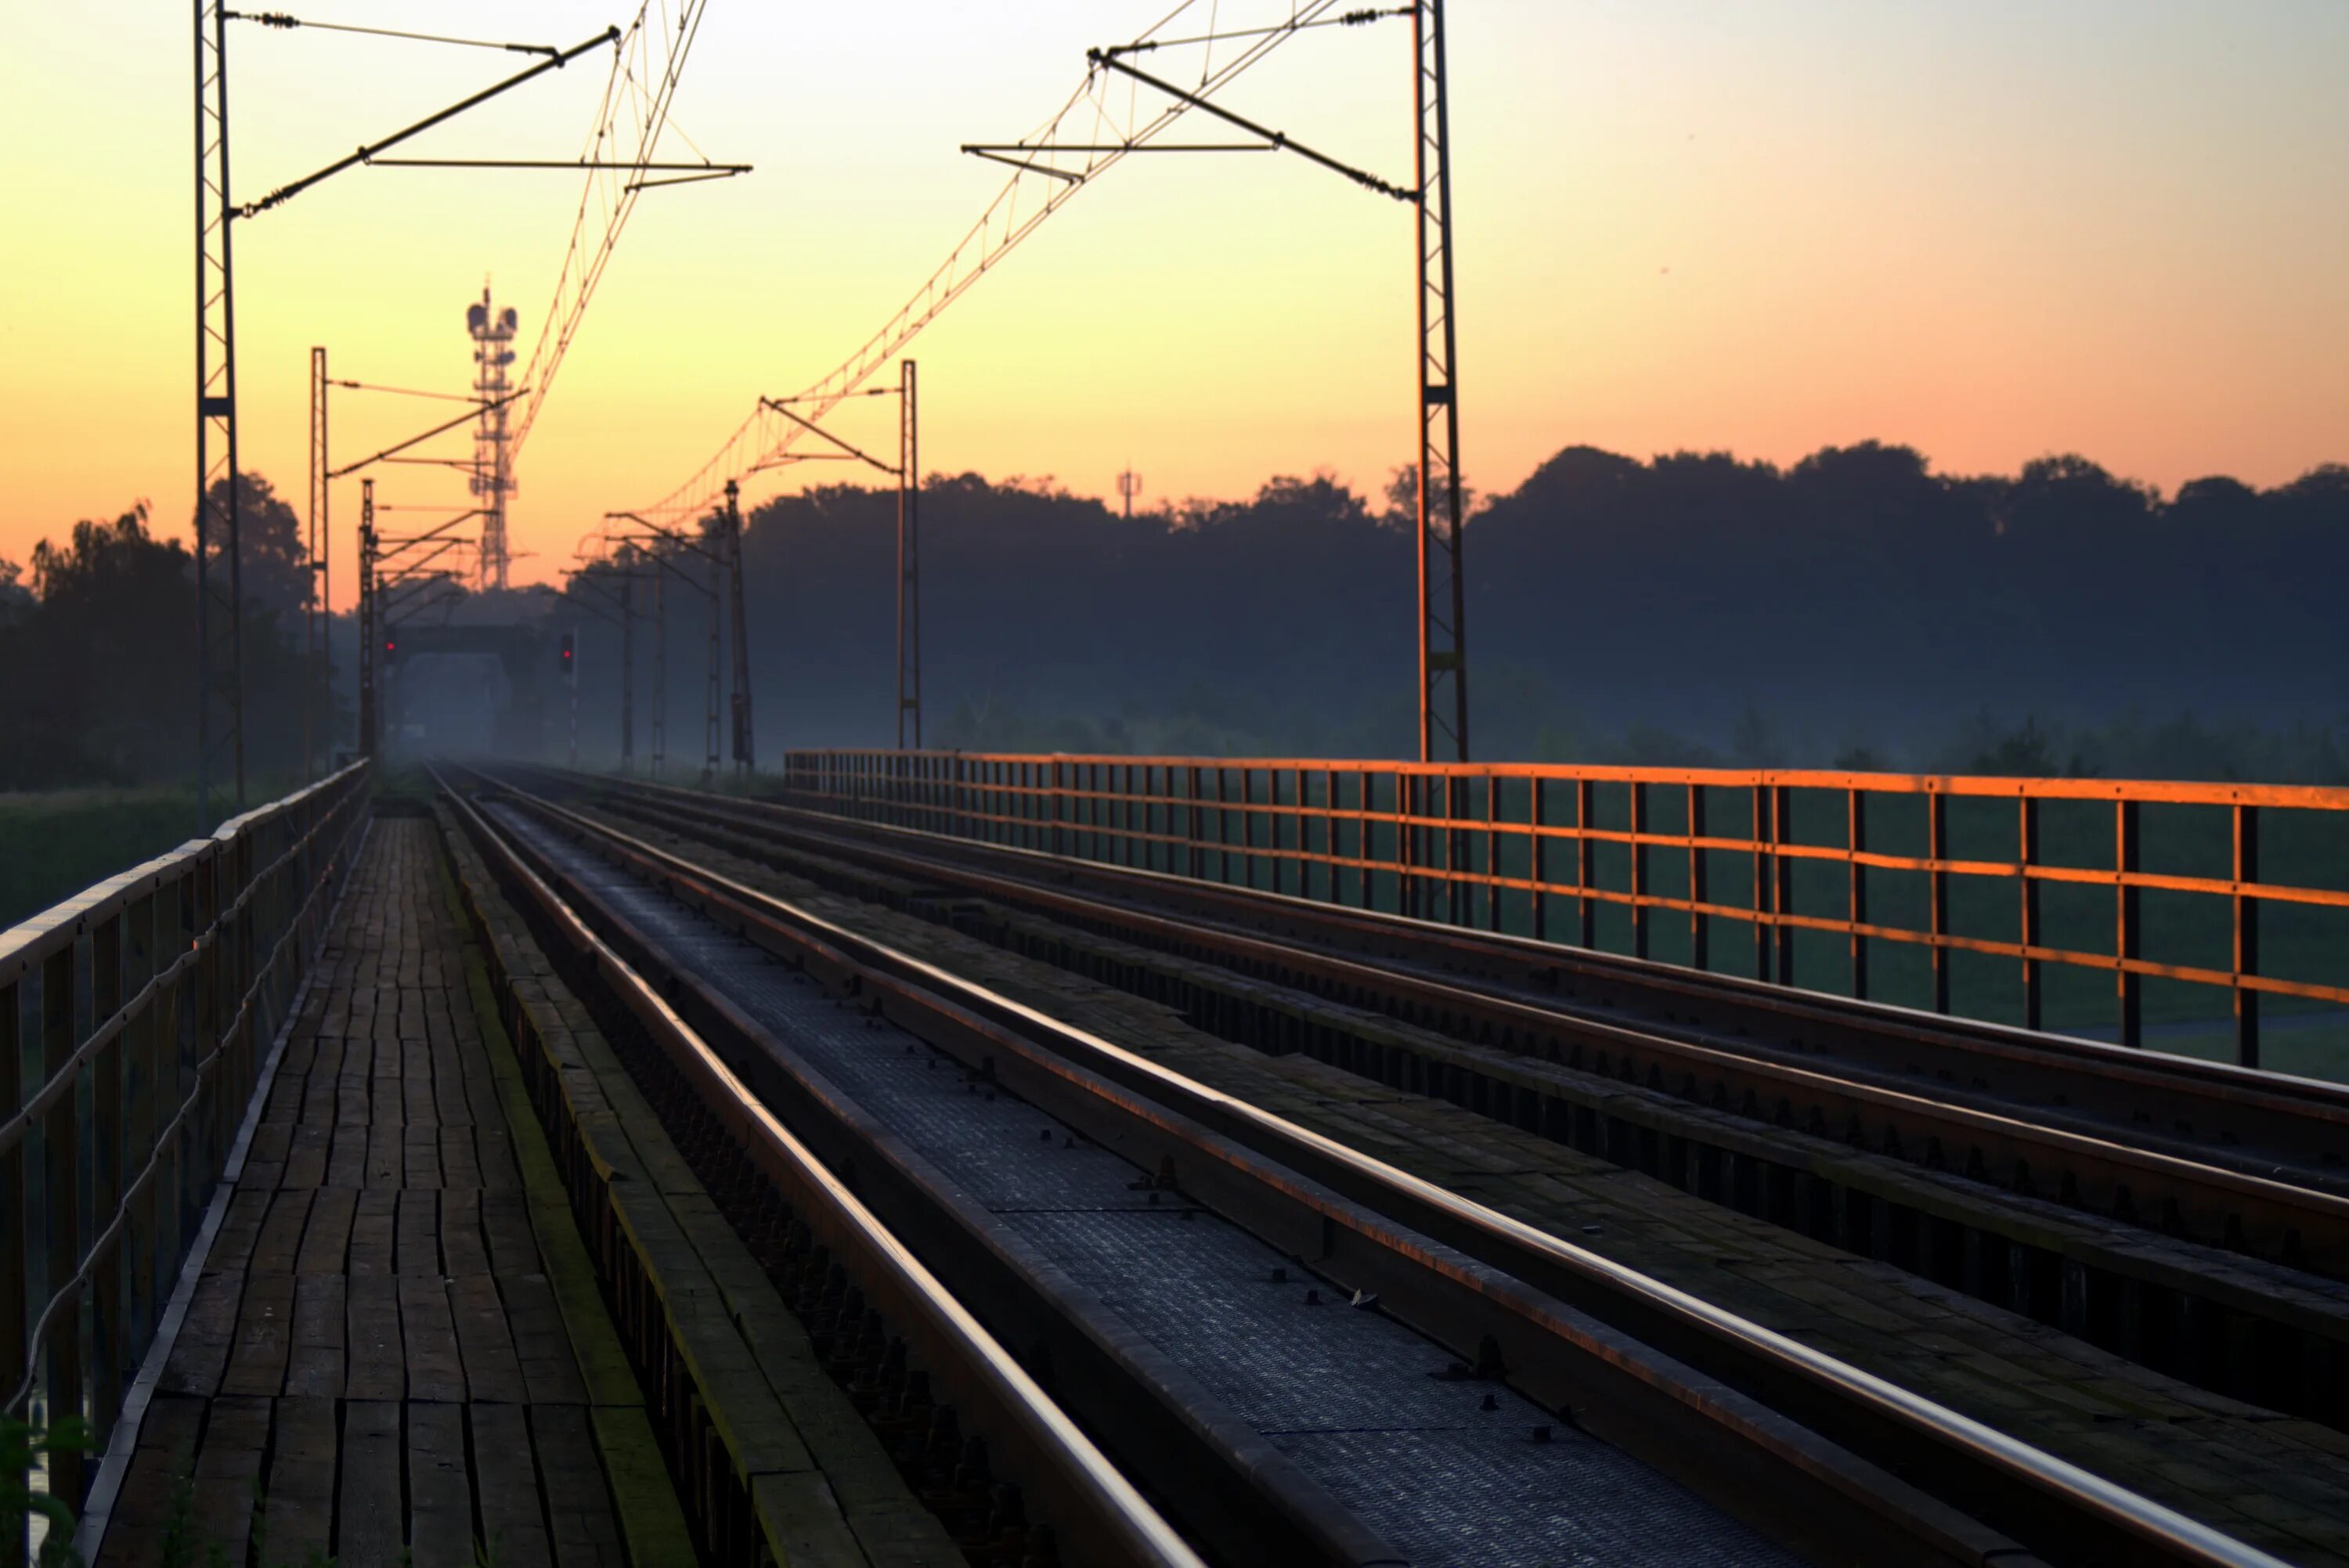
[397,1187,442,1277]
[326,1120,371,1188]
[405,1067,440,1128]
[366,1121,405,1186]
[296,1186,357,1274]
[501,1267,590,1406]
[345,1274,405,1401]
[406,1123,446,1189]
[439,1188,491,1280]
[348,1187,398,1274]
[283,1272,346,1398]
[449,1271,529,1404]
[279,1124,330,1190]
[189,1396,269,1566]
[219,1271,295,1400]
[408,1402,474,1568]
[262,1396,337,1564]
[92,1394,204,1568]
[479,1188,539,1275]
[472,1404,557,1568]
[251,1188,315,1272]
[204,1188,272,1275]
[399,1271,467,1402]
[536,1404,629,1568]
[155,1271,241,1397]
[338,1400,406,1568]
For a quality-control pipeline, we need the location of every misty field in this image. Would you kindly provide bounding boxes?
[0,787,207,930]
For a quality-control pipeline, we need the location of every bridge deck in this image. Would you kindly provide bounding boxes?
[94,819,683,1568]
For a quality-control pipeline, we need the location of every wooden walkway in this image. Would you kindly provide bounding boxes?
[96,820,686,1568]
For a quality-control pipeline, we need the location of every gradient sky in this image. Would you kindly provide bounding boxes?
[2,2,2344,607]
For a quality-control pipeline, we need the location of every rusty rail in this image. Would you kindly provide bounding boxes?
[0,762,371,1544]
[779,751,2349,1073]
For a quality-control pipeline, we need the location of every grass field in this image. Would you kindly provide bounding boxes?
[0,787,212,931]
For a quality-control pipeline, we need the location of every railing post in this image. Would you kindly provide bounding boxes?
[1441,773,1460,922]
[1750,784,1771,980]
[193,848,222,1206]
[1322,767,1339,907]
[1188,765,1204,882]
[1577,779,1597,950]
[1243,770,1260,891]
[1629,780,1650,959]
[1847,788,1867,1000]
[161,870,193,1316]
[124,886,161,1370]
[1773,784,1796,988]
[1689,784,1709,971]
[1052,759,1068,859]
[41,941,85,1509]
[1483,774,1500,932]
[1529,780,1549,943]
[90,910,125,1451]
[2235,803,2259,1068]
[0,967,22,1562]
[2020,796,2043,1032]
[1925,791,1948,1012]
[2117,798,2142,1047]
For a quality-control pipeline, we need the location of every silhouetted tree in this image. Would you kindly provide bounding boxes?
[198,471,309,626]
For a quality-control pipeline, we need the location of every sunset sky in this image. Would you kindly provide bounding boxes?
[2,1,2344,606]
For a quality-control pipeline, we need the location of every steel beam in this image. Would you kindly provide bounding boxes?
[1414,0,1469,767]
[195,0,244,825]
[725,480,754,775]
[897,359,922,749]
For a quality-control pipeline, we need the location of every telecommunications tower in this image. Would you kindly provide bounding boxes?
[467,285,518,590]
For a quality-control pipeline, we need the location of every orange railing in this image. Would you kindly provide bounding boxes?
[780,751,2349,1079]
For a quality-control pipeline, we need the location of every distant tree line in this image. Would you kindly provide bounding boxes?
[0,475,319,793]
[7,442,2346,793]
[685,442,2347,780]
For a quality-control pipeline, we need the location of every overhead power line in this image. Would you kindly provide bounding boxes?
[508,0,738,463]
[631,0,1374,523]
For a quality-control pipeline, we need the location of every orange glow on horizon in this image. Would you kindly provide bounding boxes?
[1,1,2342,612]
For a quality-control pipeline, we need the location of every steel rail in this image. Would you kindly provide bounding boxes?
[435,771,1204,1568]
[476,768,2286,1568]
[565,776,2349,1240]
[532,777,2349,1454]
[467,771,2013,1566]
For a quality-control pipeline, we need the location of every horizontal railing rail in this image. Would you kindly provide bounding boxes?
[0,762,371,1551]
[778,750,2349,1078]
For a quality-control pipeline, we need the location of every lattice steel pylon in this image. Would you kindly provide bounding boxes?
[1415,0,1469,766]
[356,481,377,759]
[897,360,921,749]
[469,287,519,591]
[195,0,244,823]
[724,480,754,774]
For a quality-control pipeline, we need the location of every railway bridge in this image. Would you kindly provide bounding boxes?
[4,754,2347,1568]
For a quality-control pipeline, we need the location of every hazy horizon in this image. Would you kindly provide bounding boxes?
[4,0,2345,609]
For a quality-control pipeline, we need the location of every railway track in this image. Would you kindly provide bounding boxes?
[544,769,2349,1430]
[445,763,2296,1567]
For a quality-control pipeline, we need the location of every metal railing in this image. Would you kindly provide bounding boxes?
[779,751,2349,1078]
[0,761,370,1544]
